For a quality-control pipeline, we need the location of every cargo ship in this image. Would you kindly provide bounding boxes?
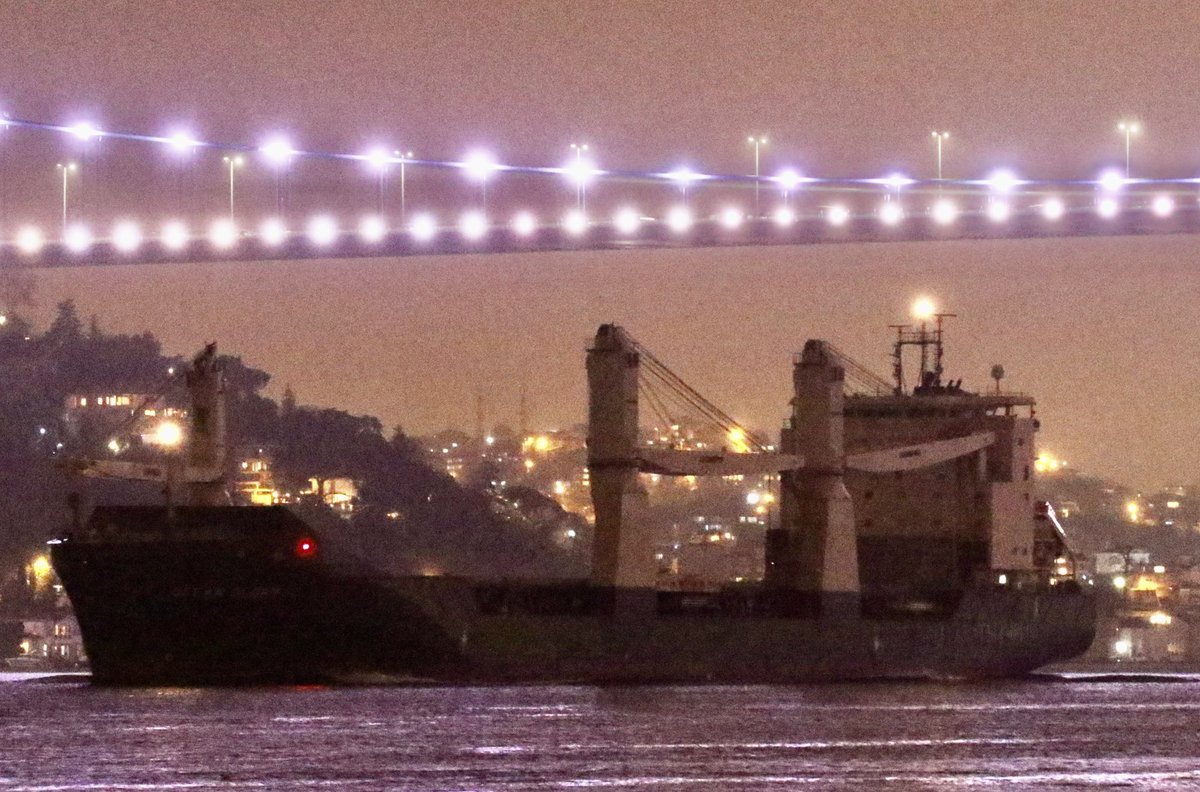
[50,319,1095,685]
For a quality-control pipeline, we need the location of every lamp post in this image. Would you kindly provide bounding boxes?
[1118,121,1140,178]
[55,162,77,231]
[395,150,413,220]
[569,143,589,211]
[747,135,767,214]
[931,131,949,184]
[222,155,244,221]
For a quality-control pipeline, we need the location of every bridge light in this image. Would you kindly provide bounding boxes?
[364,147,391,172]
[879,202,904,226]
[1152,194,1174,217]
[409,212,437,242]
[774,206,797,227]
[985,169,1020,194]
[459,210,488,240]
[826,204,850,226]
[718,206,744,229]
[260,136,295,167]
[1041,197,1065,221]
[358,214,387,244]
[561,153,597,187]
[511,211,537,237]
[160,220,190,251]
[1096,197,1120,219]
[987,200,1011,223]
[306,215,338,246]
[63,223,93,253]
[1098,168,1125,193]
[613,207,641,235]
[68,121,101,141]
[208,218,239,250]
[562,209,588,236]
[15,226,43,255]
[111,221,143,253]
[665,205,693,233]
[166,130,199,153]
[259,217,288,247]
[774,168,804,192]
[664,167,702,200]
[461,150,499,182]
[931,198,957,225]
[880,173,915,192]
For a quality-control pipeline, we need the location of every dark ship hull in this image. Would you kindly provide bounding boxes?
[51,505,1096,686]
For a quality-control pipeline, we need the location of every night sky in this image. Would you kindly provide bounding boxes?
[2,0,1199,487]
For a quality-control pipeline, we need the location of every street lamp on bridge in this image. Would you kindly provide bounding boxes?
[931,131,949,184]
[747,135,767,214]
[1117,120,1140,178]
[55,162,77,231]
[567,143,593,212]
[395,150,414,220]
[222,155,244,221]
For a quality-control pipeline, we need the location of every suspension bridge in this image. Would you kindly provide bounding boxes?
[0,114,1194,268]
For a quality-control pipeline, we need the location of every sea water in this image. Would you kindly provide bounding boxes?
[2,674,1198,790]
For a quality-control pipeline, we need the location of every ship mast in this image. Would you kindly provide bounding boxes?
[891,305,956,395]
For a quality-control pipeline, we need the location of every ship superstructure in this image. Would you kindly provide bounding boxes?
[50,319,1094,685]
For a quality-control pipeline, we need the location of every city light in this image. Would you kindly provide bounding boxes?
[1149,611,1172,626]
[111,221,143,253]
[306,215,339,246]
[511,211,537,237]
[1152,194,1174,217]
[879,202,904,226]
[259,217,288,247]
[63,223,93,253]
[562,209,588,236]
[1097,197,1120,219]
[208,218,238,249]
[152,420,184,448]
[1113,575,1127,590]
[160,220,190,251]
[931,198,958,225]
[1042,197,1066,221]
[718,206,743,229]
[613,207,641,235]
[987,200,1011,223]
[29,555,52,583]
[358,214,387,244]
[409,212,438,242]
[459,210,488,240]
[665,205,693,233]
[826,204,849,226]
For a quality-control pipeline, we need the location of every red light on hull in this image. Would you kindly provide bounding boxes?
[295,537,317,559]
